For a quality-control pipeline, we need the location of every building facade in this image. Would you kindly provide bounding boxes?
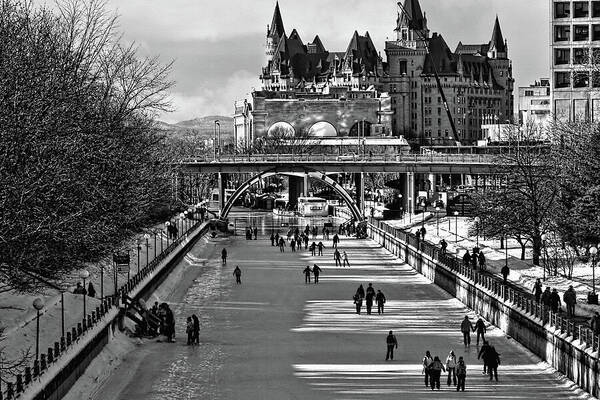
[550,0,600,121]
[518,78,551,127]
[234,0,513,147]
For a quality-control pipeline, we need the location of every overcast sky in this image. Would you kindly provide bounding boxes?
[105,0,548,123]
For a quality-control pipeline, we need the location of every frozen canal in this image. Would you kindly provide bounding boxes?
[67,216,593,399]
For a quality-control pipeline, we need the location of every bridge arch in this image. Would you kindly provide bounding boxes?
[267,122,295,137]
[220,168,363,221]
[308,121,337,137]
[349,121,372,137]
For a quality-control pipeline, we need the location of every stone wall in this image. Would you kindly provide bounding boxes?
[368,222,600,397]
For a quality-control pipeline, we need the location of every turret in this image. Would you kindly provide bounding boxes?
[487,16,507,59]
[266,2,285,63]
[395,0,430,48]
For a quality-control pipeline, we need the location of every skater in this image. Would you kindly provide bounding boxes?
[253,226,258,240]
[456,356,467,392]
[422,350,434,387]
[192,314,200,345]
[365,283,375,315]
[233,266,242,284]
[221,248,228,264]
[376,290,386,314]
[550,288,561,313]
[270,232,275,246]
[385,330,398,361]
[304,235,309,250]
[446,350,457,386]
[461,315,473,347]
[312,264,321,284]
[186,317,194,345]
[353,291,363,314]
[474,317,486,345]
[428,356,445,390]
[482,344,500,382]
[478,340,490,374]
[303,265,312,284]
[334,249,342,267]
[533,279,543,303]
[317,241,325,256]
[309,242,317,256]
[563,285,577,317]
[278,237,286,252]
[342,251,350,267]
[333,233,339,248]
[290,238,296,252]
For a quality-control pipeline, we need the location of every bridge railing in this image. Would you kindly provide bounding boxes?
[182,153,499,165]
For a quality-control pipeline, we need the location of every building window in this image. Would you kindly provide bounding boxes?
[574,1,589,18]
[555,25,570,42]
[525,90,534,96]
[555,71,571,88]
[593,71,600,87]
[594,1,600,17]
[574,71,590,87]
[574,25,589,41]
[555,2,570,18]
[594,25,600,41]
[574,48,589,64]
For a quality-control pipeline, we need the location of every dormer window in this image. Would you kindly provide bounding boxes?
[402,28,409,41]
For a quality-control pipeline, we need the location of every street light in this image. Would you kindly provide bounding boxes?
[33,298,44,361]
[590,246,598,304]
[503,224,509,268]
[165,221,171,248]
[180,212,186,232]
[153,230,157,260]
[453,211,459,243]
[435,206,441,236]
[541,233,547,281]
[474,216,481,247]
[214,120,219,161]
[80,270,89,319]
[420,200,427,227]
[144,233,150,268]
[136,239,141,274]
[398,194,403,220]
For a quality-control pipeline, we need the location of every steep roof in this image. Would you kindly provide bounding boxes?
[344,31,379,75]
[455,42,489,56]
[488,16,506,54]
[423,33,457,76]
[399,0,426,31]
[308,35,326,54]
[268,2,285,38]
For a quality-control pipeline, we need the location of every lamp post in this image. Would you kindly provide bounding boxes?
[80,269,89,319]
[165,221,171,248]
[180,212,186,232]
[216,120,221,156]
[144,233,150,268]
[541,233,547,281]
[153,230,157,260]
[474,216,481,247]
[435,206,441,236]
[590,246,598,304]
[420,200,426,227]
[136,239,141,274]
[33,298,44,361]
[60,288,65,337]
[503,224,509,269]
[453,211,459,243]
[213,120,219,161]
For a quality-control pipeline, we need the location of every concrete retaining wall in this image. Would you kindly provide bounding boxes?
[368,223,600,397]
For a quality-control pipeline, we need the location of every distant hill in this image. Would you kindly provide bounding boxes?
[157,115,234,140]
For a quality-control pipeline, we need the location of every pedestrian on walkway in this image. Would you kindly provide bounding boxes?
[501,264,510,285]
[385,330,398,361]
[428,356,445,390]
[334,249,342,267]
[192,314,200,345]
[456,356,467,392]
[87,282,96,298]
[342,251,350,267]
[461,315,473,347]
[440,239,448,254]
[422,351,434,388]
[312,264,321,284]
[253,226,258,240]
[275,232,280,246]
[333,233,339,248]
[221,248,228,264]
[353,291,363,314]
[475,317,486,345]
[533,279,543,302]
[233,266,242,284]
[186,317,194,345]
[471,252,478,269]
[356,284,365,299]
[541,287,551,308]
[304,235,309,250]
[420,226,427,241]
[365,283,375,315]
[310,242,317,256]
[290,238,296,252]
[303,265,312,284]
[563,285,577,317]
[478,252,486,270]
[317,241,325,256]
[445,350,457,386]
[483,344,500,382]
[478,340,490,374]
[74,282,87,295]
[415,229,421,241]
[163,303,175,342]
[550,288,561,313]
[462,250,470,268]
[278,237,286,252]
[376,290,386,314]
[270,232,275,246]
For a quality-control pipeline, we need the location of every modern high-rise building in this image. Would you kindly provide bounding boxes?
[235,0,514,147]
[518,78,551,127]
[550,0,600,121]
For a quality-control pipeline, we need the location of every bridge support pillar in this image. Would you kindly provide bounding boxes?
[428,173,437,198]
[303,173,310,197]
[288,176,304,206]
[218,173,229,212]
[406,172,415,215]
[354,172,364,217]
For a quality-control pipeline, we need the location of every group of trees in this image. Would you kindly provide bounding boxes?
[0,0,176,293]
[471,120,600,278]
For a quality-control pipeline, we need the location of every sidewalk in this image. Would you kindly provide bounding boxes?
[382,214,600,322]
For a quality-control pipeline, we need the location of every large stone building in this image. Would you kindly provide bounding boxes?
[550,0,600,121]
[234,0,514,148]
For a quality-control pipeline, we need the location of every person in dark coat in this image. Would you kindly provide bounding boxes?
[541,287,551,307]
[590,312,600,334]
[550,288,561,313]
[533,279,543,303]
[310,242,317,256]
[270,232,275,246]
[365,283,375,315]
[440,239,448,254]
[73,282,86,295]
[478,252,486,270]
[478,340,490,374]
[233,266,242,284]
[303,265,312,284]
[253,226,258,240]
[353,292,363,314]
[317,241,325,256]
[376,290,386,314]
[278,237,286,252]
[333,234,339,248]
[163,304,175,342]
[221,248,228,264]
[334,249,342,267]
[385,330,398,361]
[312,264,321,284]
[191,314,200,345]
[290,239,296,252]
[420,226,426,240]
[563,285,577,317]
[460,315,474,347]
[87,282,96,298]
[474,318,486,345]
[428,356,446,390]
[501,265,510,284]
[456,356,467,392]
[462,250,471,267]
[482,345,500,382]
[356,284,365,299]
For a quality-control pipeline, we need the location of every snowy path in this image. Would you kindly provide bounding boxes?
[67,235,593,400]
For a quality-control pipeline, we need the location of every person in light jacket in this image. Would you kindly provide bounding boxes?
[445,350,457,386]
